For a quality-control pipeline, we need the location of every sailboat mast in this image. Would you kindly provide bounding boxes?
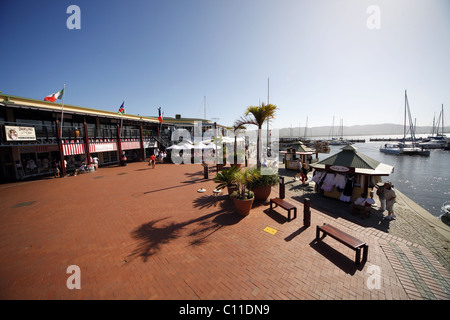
[304,116,308,138]
[267,77,270,150]
[404,90,407,141]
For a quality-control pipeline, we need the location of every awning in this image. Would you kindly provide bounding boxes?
[63,143,86,156]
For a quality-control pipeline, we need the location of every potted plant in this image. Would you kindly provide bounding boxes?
[248,167,279,201]
[213,165,240,197]
[230,169,254,216]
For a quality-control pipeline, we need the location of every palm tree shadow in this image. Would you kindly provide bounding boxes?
[128,194,240,262]
[188,211,244,247]
[128,217,182,262]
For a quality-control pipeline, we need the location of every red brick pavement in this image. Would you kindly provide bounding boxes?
[0,162,448,300]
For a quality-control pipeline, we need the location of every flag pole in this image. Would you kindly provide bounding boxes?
[60,84,66,140]
[120,99,124,139]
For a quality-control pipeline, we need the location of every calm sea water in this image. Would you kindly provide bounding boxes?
[310,135,450,218]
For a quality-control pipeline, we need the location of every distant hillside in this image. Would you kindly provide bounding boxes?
[276,123,450,138]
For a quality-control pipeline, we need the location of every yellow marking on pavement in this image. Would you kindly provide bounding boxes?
[264,227,277,235]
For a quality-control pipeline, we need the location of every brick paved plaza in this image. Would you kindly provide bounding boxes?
[0,162,449,301]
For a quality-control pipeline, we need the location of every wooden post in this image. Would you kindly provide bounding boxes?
[84,122,91,165]
[56,119,66,177]
[279,176,285,199]
[117,124,123,166]
[304,198,311,227]
[139,124,145,161]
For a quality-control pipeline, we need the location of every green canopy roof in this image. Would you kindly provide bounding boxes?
[310,145,394,175]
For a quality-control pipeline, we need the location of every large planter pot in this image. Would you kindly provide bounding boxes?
[252,185,272,201]
[232,197,254,216]
[231,162,242,169]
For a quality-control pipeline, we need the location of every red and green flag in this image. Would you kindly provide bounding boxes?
[44,88,64,102]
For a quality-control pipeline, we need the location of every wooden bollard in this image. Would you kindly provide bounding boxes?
[203,163,209,179]
[304,198,311,227]
[279,176,285,199]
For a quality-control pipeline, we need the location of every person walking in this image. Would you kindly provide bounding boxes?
[301,162,309,184]
[383,181,396,220]
[150,154,156,169]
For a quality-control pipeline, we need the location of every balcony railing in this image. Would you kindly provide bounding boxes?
[1,122,161,145]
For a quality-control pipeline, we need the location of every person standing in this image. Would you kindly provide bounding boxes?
[60,158,67,177]
[52,158,59,178]
[375,182,386,211]
[93,156,99,170]
[294,158,301,181]
[384,181,396,220]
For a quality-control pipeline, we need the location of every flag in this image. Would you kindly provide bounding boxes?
[44,88,64,102]
[118,101,125,115]
[158,107,163,123]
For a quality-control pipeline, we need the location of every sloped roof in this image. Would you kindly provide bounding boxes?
[318,145,380,169]
[291,141,315,153]
[310,144,393,175]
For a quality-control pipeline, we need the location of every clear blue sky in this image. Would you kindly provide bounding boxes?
[1,0,449,129]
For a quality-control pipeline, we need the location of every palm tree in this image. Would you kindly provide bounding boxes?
[235,102,278,169]
[230,123,246,166]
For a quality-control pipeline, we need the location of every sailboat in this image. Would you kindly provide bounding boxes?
[419,104,447,149]
[329,118,351,145]
[380,91,430,156]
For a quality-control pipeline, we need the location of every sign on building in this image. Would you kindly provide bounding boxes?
[5,125,36,141]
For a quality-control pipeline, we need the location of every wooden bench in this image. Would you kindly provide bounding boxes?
[270,197,297,221]
[316,223,368,265]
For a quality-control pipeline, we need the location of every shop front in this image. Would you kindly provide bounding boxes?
[14,144,60,179]
[121,139,142,162]
[88,139,119,166]
[281,147,317,170]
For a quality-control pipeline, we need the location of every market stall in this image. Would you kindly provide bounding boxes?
[309,145,394,202]
[281,142,318,170]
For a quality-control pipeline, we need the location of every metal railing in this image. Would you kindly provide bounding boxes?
[1,121,162,145]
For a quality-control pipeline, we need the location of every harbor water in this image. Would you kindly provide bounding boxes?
[309,135,450,219]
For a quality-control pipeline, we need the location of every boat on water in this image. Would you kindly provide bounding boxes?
[419,104,447,149]
[328,118,352,145]
[418,138,447,149]
[440,201,450,226]
[329,137,352,146]
[380,90,430,157]
[380,142,430,156]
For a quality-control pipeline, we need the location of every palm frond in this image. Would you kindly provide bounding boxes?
[243,103,278,128]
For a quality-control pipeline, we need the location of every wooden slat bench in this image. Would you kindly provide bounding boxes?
[316,223,368,265]
[269,197,297,221]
